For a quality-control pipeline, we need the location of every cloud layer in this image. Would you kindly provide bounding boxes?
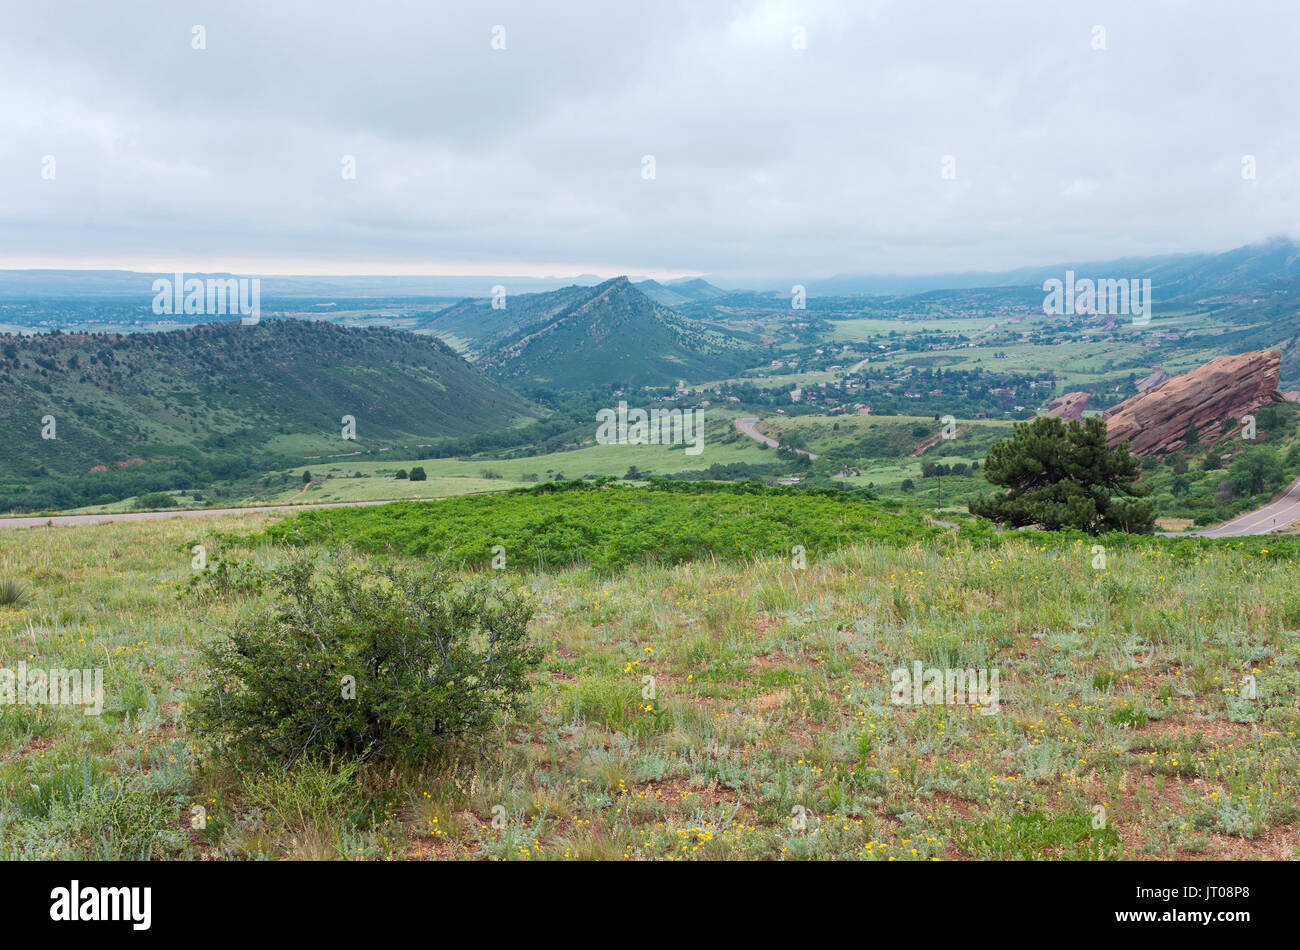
[3,0,1298,278]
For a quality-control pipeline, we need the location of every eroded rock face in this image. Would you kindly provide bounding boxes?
[1044,391,1090,420]
[1135,367,1170,394]
[1103,350,1283,456]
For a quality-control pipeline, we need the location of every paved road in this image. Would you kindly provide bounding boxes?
[0,498,395,529]
[1193,475,1300,537]
[734,417,819,459]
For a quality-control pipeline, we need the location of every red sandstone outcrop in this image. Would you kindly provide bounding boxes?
[1103,350,1283,456]
[1135,367,1170,394]
[1044,391,1090,420]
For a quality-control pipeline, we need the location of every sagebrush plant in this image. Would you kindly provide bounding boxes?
[189,554,540,769]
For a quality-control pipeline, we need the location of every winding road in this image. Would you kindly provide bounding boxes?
[1191,475,1300,538]
[735,417,818,459]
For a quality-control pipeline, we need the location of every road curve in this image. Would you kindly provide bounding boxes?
[1194,474,1300,538]
[734,417,819,459]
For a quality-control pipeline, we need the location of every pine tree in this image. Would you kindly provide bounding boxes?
[970,416,1155,533]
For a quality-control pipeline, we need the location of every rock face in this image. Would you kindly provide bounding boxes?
[1135,367,1170,394]
[1103,350,1283,456]
[1044,391,1090,420]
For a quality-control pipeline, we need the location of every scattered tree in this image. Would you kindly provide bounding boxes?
[969,416,1154,533]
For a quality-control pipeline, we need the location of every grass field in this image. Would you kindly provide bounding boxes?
[38,421,778,514]
[1,487,1297,861]
[245,436,777,505]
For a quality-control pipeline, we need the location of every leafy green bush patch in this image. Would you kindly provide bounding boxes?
[189,556,540,769]
[261,480,939,572]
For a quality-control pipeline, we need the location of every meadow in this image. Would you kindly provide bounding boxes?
[1,484,1297,861]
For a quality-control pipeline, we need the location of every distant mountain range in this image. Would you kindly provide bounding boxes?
[0,271,610,300]
[634,277,729,307]
[422,277,758,390]
[715,236,1300,300]
[4,237,1299,308]
[0,320,533,508]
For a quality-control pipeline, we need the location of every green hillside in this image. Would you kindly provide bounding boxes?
[0,319,535,511]
[475,277,760,390]
[418,284,597,356]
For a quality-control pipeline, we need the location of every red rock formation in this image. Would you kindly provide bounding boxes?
[1044,391,1090,420]
[1103,350,1283,456]
[1135,367,1170,393]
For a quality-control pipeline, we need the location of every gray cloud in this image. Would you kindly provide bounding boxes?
[2,0,1298,279]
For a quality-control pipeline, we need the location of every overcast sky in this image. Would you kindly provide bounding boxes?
[2,0,1298,280]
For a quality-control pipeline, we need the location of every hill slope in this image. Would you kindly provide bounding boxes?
[0,320,535,507]
[418,284,597,356]
[470,277,760,390]
[636,277,728,307]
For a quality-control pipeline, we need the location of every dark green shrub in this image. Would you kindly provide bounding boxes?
[133,491,177,509]
[408,466,427,481]
[970,416,1154,534]
[189,556,539,768]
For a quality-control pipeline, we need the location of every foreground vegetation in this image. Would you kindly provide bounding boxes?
[261,480,936,572]
[1,485,1297,860]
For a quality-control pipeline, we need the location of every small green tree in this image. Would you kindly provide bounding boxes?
[1228,446,1286,496]
[969,416,1154,533]
[302,470,312,485]
[408,466,427,481]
